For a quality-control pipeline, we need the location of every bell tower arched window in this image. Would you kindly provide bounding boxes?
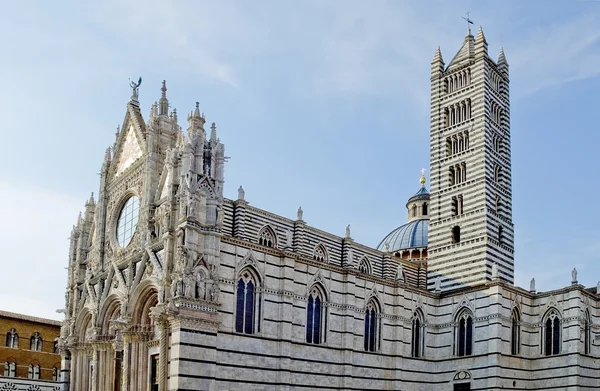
[543,309,561,356]
[364,299,381,352]
[455,310,473,356]
[235,268,261,334]
[306,285,327,345]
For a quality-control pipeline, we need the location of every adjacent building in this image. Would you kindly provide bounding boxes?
[0,310,61,390]
[58,27,600,391]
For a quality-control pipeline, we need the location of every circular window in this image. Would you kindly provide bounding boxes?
[116,196,140,247]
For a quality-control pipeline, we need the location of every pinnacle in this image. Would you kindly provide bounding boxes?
[193,102,201,118]
[498,47,507,64]
[475,26,486,43]
[432,46,444,63]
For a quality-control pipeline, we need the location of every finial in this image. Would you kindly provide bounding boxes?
[129,76,142,101]
[159,80,169,116]
[88,192,95,204]
[210,122,217,141]
[462,12,474,35]
[420,168,426,187]
[193,102,201,118]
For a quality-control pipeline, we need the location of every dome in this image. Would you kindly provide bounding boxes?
[377,219,428,252]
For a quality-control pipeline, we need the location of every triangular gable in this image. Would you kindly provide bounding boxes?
[446,35,474,72]
[110,103,147,179]
[115,124,143,177]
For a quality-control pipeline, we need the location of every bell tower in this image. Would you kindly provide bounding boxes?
[427,26,514,291]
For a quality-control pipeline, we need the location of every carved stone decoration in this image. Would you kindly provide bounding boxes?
[396,264,404,282]
[208,281,220,303]
[285,230,293,248]
[183,274,196,299]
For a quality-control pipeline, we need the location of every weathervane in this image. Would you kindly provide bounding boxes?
[129,76,142,100]
[462,12,474,34]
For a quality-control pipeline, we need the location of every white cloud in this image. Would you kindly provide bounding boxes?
[0,181,82,320]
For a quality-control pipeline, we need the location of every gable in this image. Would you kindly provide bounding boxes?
[115,125,143,177]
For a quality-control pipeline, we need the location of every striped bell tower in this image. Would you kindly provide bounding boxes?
[427,26,514,292]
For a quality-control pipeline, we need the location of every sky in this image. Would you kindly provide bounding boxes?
[1,0,599,321]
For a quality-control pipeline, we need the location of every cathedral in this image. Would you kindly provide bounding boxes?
[59,26,600,391]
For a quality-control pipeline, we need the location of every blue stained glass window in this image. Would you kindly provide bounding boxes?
[235,273,259,335]
[457,313,472,357]
[552,317,560,355]
[235,279,245,333]
[307,288,325,345]
[306,296,314,344]
[245,281,255,334]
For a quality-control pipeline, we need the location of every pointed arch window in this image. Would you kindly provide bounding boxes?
[543,309,561,356]
[412,310,425,358]
[364,300,380,352]
[6,328,18,348]
[358,257,372,275]
[235,269,261,334]
[455,310,473,356]
[3,362,8,377]
[584,310,591,355]
[313,245,327,263]
[511,308,521,355]
[412,205,417,217]
[258,226,276,248]
[30,332,42,351]
[422,203,428,215]
[306,285,327,344]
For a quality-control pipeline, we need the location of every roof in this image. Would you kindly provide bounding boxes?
[377,219,428,252]
[0,310,62,327]
[406,186,430,206]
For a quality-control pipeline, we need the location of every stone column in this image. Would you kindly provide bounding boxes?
[159,320,169,391]
[121,334,131,391]
[60,350,71,391]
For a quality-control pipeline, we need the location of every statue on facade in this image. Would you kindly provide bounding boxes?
[209,282,220,302]
[188,195,199,219]
[238,185,245,201]
[345,224,351,239]
[491,263,499,280]
[597,281,600,296]
[196,279,206,300]
[571,268,578,285]
[530,278,536,292]
[297,206,303,221]
[129,76,142,100]
[434,277,441,292]
[183,275,196,298]
[285,230,293,248]
[217,207,224,228]
[396,264,404,282]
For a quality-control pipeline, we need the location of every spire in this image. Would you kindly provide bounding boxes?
[193,102,201,118]
[172,108,178,124]
[88,192,95,205]
[159,80,169,116]
[420,168,426,188]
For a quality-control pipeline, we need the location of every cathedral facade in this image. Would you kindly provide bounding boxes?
[59,28,600,391]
